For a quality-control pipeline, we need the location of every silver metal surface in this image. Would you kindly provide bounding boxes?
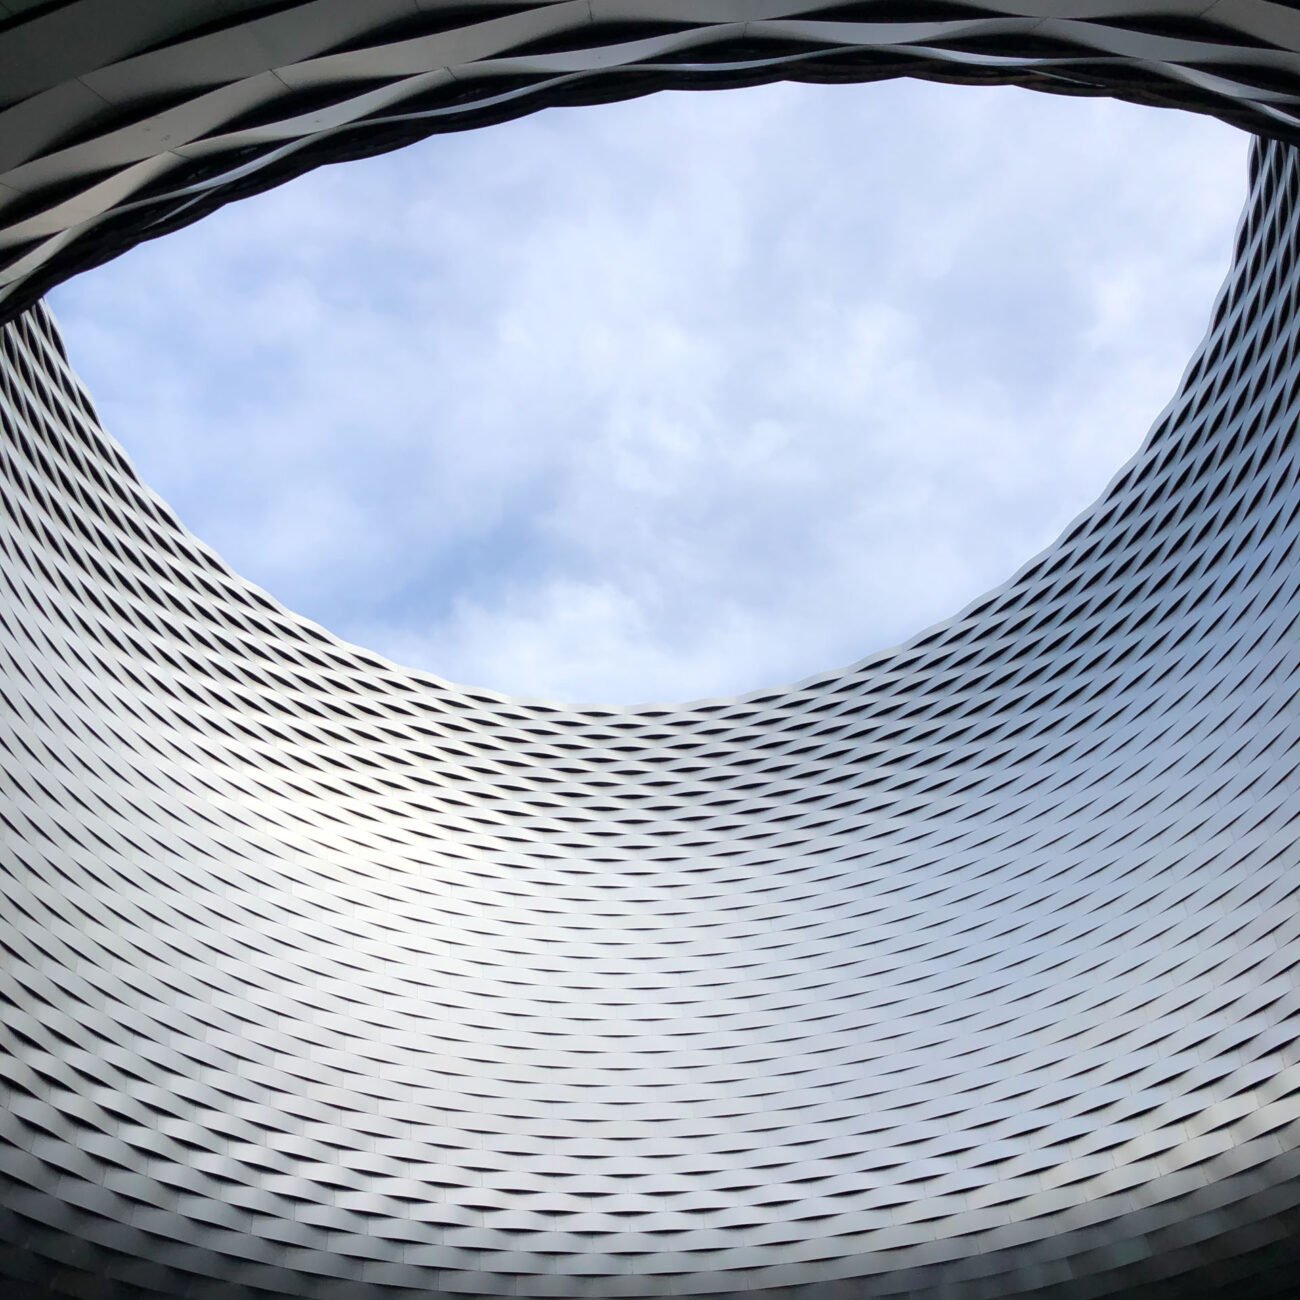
[1,3,1299,1297]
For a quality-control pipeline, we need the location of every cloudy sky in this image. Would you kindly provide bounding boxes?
[48,80,1246,706]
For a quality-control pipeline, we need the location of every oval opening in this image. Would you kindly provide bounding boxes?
[49,80,1245,705]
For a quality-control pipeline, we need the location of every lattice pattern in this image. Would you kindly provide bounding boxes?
[1,2,1300,1298]
[7,0,1300,323]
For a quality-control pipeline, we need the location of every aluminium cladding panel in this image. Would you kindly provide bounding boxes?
[0,143,1298,1296]
[8,0,1300,321]
[0,2,1299,1299]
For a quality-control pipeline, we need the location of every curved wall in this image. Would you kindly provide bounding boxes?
[6,0,1300,327]
[1,3,1299,1298]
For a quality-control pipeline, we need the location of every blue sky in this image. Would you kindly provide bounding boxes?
[48,80,1246,705]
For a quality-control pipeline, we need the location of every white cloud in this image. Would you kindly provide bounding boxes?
[48,80,1247,704]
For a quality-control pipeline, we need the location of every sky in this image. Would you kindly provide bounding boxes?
[47,80,1247,706]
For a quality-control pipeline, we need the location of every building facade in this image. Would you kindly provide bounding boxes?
[1,4,1298,1297]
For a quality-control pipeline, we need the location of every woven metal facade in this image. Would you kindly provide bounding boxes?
[1,3,1299,1298]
